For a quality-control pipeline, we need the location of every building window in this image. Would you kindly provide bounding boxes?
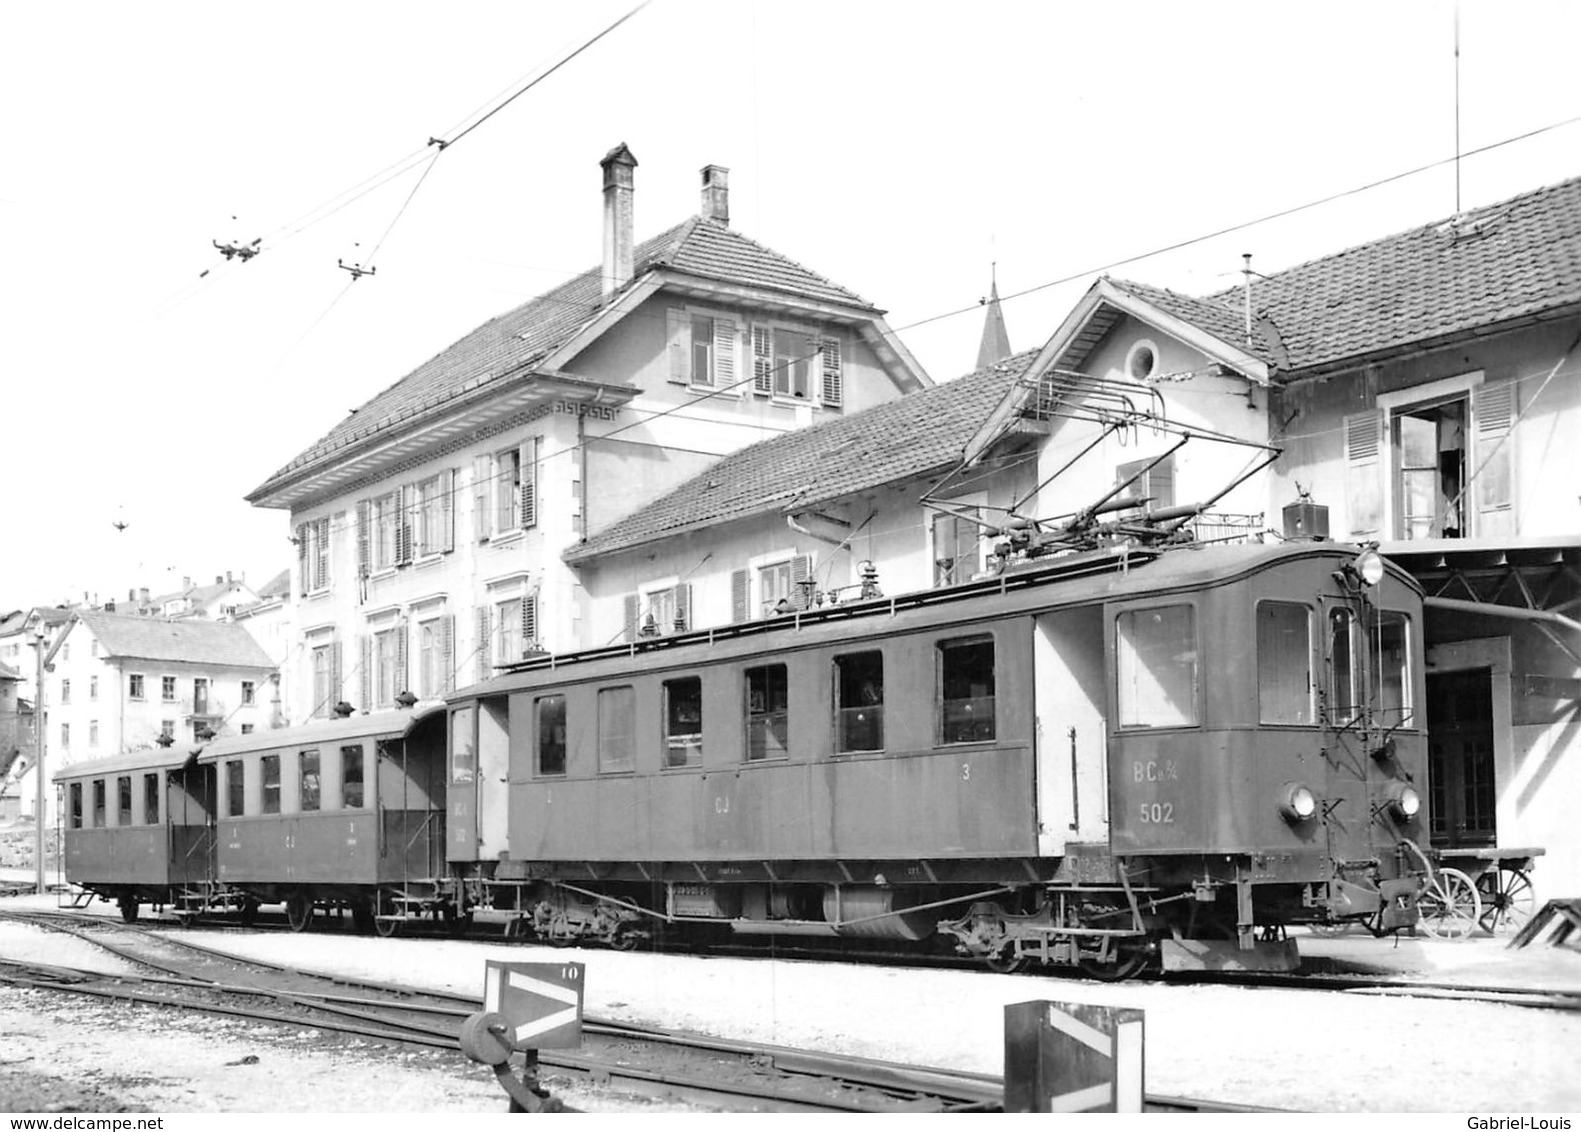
[1115,454,1175,516]
[91,641,99,658]
[144,773,159,826]
[60,679,70,704]
[536,694,567,776]
[668,309,736,390]
[89,720,99,748]
[1115,605,1198,728]
[691,315,717,386]
[417,617,452,698]
[62,644,70,662]
[162,675,177,702]
[933,511,982,587]
[129,673,145,700]
[225,760,244,817]
[757,561,794,617]
[241,723,254,735]
[160,720,175,740]
[311,643,338,718]
[260,755,280,814]
[92,779,105,827]
[89,676,98,701]
[241,681,255,706]
[663,676,703,768]
[298,515,331,593]
[597,686,636,774]
[753,324,813,399]
[412,473,454,557]
[372,625,403,709]
[117,775,132,825]
[60,722,70,749]
[341,745,364,809]
[299,750,320,812]
[1258,602,1313,725]
[939,637,995,744]
[495,596,539,664]
[645,587,677,635]
[372,491,399,570]
[745,664,789,761]
[193,677,209,715]
[833,651,884,753]
[1126,338,1159,381]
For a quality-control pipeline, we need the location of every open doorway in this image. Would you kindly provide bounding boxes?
[1427,668,1496,848]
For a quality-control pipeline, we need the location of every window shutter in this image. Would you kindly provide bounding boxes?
[520,439,538,530]
[666,308,689,385]
[731,569,749,622]
[791,555,812,609]
[359,635,372,712]
[440,614,455,692]
[521,594,538,652]
[473,455,492,542]
[439,469,455,553]
[1471,379,1516,537]
[622,593,639,642]
[752,325,773,394]
[296,523,308,595]
[329,640,343,709]
[314,519,330,591]
[395,619,408,695]
[820,337,843,407]
[713,318,736,389]
[356,501,371,579]
[674,584,692,633]
[396,486,413,565]
[1343,409,1385,538]
[475,606,492,681]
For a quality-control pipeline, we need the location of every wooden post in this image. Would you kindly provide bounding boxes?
[1004,1000,1145,1113]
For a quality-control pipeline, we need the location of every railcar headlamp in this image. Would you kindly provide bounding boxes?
[1350,548,1385,587]
[1384,782,1422,821]
[1278,783,1319,824]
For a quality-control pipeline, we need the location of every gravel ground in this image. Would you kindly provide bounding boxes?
[3,888,1580,1114]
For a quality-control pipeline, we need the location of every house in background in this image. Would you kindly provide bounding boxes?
[246,144,931,722]
[0,661,27,822]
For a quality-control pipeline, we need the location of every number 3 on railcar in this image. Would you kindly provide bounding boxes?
[445,542,1429,976]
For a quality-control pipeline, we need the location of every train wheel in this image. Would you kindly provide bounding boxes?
[374,912,402,938]
[238,899,259,928]
[1417,868,1481,940]
[285,893,313,933]
[984,947,1028,974]
[1077,939,1149,981]
[118,895,139,924]
[1476,867,1535,937]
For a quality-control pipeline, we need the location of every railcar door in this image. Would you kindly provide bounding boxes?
[1032,605,1111,854]
[447,702,508,863]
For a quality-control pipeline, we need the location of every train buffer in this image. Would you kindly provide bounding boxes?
[459,961,586,1112]
[1507,899,1581,949]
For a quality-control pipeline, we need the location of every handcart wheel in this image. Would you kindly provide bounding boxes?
[1476,866,1535,937]
[1417,867,1482,940]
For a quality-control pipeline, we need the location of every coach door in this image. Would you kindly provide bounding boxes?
[447,706,478,861]
[1032,605,1111,855]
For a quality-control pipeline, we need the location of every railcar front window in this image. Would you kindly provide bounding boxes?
[342,746,364,809]
[69,783,82,829]
[834,651,885,753]
[144,774,159,825]
[261,755,280,815]
[598,687,636,773]
[1258,602,1313,725]
[92,780,105,827]
[117,776,132,825]
[537,694,568,776]
[1115,605,1198,728]
[225,761,243,817]
[299,750,321,812]
[1368,611,1414,726]
[939,637,996,743]
[450,706,476,784]
[1328,609,1358,725]
[663,677,703,768]
[746,664,789,761]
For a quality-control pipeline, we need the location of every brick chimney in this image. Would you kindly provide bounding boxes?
[600,143,637,300]
[700,164,729,225]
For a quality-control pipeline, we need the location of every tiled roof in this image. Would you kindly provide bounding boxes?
[252,217,878,497]
[567,349,1039,561]
[76,611,275,669]
[1116,174,1581,376]
[254,569,290,600]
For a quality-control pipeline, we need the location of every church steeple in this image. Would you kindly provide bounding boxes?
[976,264,1012,369]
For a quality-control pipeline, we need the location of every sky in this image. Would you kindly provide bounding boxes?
[4,0,1580,610]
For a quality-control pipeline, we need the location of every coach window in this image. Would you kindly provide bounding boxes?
[939,637,995,744]
[69,783,82,829]
[117,775,132,825]
[598,687,636,773]
[92,780,106,827]
[1115,605,1198,728]
[261,755,281,815]
[1328,609,1358,725]
[663,677,703,767]
[1368,610,1414,727]
[1258,602,1313,725]
[342,746,365,809]
[745,664,789,761]
[450,707,476,784]
[225,760,244,817]
[144,773,159,826]
[300,750,321,812]
[834,651,885,753]
[537,694,568,776]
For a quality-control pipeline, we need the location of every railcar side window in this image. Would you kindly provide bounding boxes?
[745,664,789,761]
[450,707,476,784]
[834,651,885,753]
[225,761,243,817]
[1368,611,1413,726]
[69,783,82,829]
[117,775,132,825]
[598,687,636,773]
[260,755,281,814]
[300,750,321,812]
[663,677,704,767]
[939,637,996,744]
[92,780,106,827]
[342,746,365,809]
[1328,609,1358,724]
[1258,602,1313,725]
[1115,605,1198,728]
[537,695,568,776]
[144,773,159,825]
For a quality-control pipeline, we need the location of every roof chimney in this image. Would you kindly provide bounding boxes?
[700,164,729,225]
[139,588,149,604]
[600,143,638,301]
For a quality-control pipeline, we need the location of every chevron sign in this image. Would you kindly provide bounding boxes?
[482,961,586,1049]
[1003,999,1145,1113]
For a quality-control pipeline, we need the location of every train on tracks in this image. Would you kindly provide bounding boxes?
[56,539,1435,976]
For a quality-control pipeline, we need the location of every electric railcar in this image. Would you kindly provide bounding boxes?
[446,540,1429,974]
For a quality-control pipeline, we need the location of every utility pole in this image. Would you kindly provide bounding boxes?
[33,626,47,895]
